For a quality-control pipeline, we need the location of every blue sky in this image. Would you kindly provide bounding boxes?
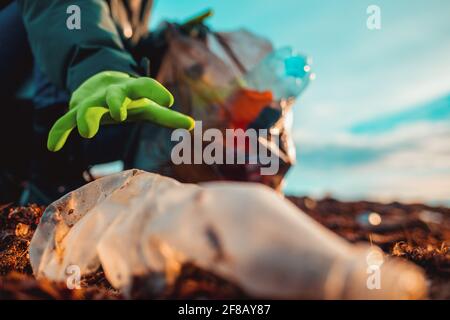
[150,0,450,203]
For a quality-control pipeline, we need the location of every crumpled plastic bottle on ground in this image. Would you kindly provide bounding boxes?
[30,170,427,299]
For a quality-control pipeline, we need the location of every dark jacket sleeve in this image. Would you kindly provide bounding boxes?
[18,0,139,92]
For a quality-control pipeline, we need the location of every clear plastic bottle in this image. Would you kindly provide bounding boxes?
[31,170,427,299]
[244,46,314,101]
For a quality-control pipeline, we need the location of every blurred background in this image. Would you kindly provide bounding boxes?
[150,0,450,205]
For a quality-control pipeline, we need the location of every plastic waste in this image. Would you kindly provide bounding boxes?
[133,27,298,190]
[225,88,274,129]
[29,170,427,299]
[243,46,314,101]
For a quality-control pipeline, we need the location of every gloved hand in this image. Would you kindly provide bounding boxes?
[47,71,195,152]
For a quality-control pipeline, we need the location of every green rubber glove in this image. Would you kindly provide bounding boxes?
[47,71,195,152]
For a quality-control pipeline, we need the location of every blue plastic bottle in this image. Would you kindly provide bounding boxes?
[244,47,314,101]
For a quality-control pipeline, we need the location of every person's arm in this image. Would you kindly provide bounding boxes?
[18,0,139,92]
[18,0,195,152]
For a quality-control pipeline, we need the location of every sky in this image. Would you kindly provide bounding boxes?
[149,0,450,204]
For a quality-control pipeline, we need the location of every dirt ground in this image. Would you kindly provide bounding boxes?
[288,196,450,300]
[0,197,448,299]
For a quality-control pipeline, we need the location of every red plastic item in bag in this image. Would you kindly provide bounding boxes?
[226,89,274,129]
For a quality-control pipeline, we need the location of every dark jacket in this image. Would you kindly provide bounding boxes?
[17,0,153,93]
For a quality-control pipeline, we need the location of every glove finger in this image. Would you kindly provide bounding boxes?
[127,98,194,130]
[126,77,174,107]
[47,108,77,152]
[77,105,110,138]
[106,84,130,121]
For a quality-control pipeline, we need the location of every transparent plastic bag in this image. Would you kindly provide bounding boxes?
[134,25,298,190]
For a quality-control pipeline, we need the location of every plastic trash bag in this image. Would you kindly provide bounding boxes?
[30,170,427,299]
[133,24,306,190]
